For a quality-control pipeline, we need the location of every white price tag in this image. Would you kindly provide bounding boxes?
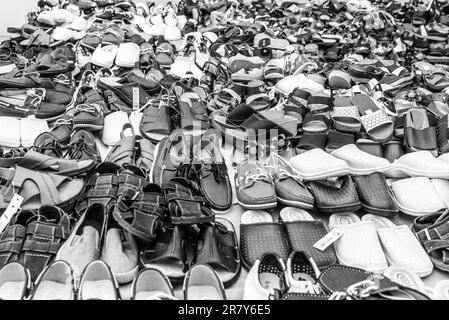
[0,194,24,232]
[132,87,140,111]
[313,229,342,251]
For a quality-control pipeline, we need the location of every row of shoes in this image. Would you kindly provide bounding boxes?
[0,260,226,300]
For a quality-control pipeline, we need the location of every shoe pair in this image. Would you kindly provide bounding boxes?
[0,260,119,300]
[243,251,325,300]
[34,128,100,164]
[151,129,233,214]
[132,264,226,300]
[56,203,139,284]
[0,206,71,281]
[235,153,314,210]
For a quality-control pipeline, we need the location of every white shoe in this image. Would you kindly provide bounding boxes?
[243,253,286,300]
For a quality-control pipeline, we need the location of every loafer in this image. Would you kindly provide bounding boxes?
[132,268,176,300]
[78,260,120,300]
[235,161,277,210]
[56,203,107,281]
[0,262,30,300]
[50,116,74,146]
[151,130,188,186]
[183,263,226,300]
[73,103,104,131]
[101,217,138,284]
[265,153,314,209]
[30,260,75,300]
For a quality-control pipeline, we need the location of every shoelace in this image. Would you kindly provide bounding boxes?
[75,103,100,115]
[238,169,271,190]
[52,118,73,129]
[67,138,95,160]
[25,88,46,108]
[53,74,71,86]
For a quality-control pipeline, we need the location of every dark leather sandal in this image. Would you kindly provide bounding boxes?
[136,138,155,173]
[104,125,136,167]
[193,218,241,287]
[76,162,120,216]
[163,177,215,226]
[140,225,187,283]
[412,211,449,273]
[113,184,167,241]
[19,205,71,280]
[0,209,37,267]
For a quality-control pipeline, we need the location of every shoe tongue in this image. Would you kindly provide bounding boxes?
[39,206,61,223]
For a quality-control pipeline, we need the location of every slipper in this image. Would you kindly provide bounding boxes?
[384,140,405,163]
[102,112,132,146]
[115,42,140,68]
[328,69,352,89]
[386,151,449,179]
[239,210,290,269]
[296,132,327,152]
[303,94,331,133]
[325,130,355,153]
[389,177,447,216]
[362,214,433,277]
[289,148,349,180]
[331,97,361,133]
[434,280,449,300]
[404,109,438,155]
[353,93,394,142]
[329,213,388,273]
[384,266,431,295]
[281,207,337,268]
[356,138,383,158]
[331,144,392,175]
[352,172,399,216]
[91,45,119,68]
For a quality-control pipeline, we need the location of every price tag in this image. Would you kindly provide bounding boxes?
[0,194,24,232]
[313,229,342,251]
[132,87,140,111]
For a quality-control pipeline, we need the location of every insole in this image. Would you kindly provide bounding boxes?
[32,280,72,300]
[149,262,185,278]
[409,111,427,130]
[0,281,25,300]
[81,279,116,300]
[293,272,315,282]
[259,273,280,291]
[188,285,221,300]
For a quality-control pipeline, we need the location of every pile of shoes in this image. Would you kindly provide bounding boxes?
[0,0,448,300]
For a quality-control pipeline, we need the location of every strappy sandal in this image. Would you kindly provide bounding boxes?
[412,211,449,273]
[104,123,136,167]
[139,93,172,143]
[0,166,85,211]
[193,218,241,288]
[331,96,361,133]
[113,184,167,242]
[163,177,215,226]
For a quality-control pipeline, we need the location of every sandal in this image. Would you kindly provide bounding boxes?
[193,218,241,288]
[163,177,215,226]
[412,211,449,273]
[353,93,394,142]
[104,124,136,167]
[140,225,187,283]
[113,184,167,242]
[0,166,85,211]
[331,97,361,133]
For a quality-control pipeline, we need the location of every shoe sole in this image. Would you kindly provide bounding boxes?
[237,199,278,210]
[277,197,314,209]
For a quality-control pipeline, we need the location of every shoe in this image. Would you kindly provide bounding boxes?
[67,129,101,163]
[265,153,314,209]
[243,252,286,300]
[132,268,176,300]
[19,205,71,281]
[50,117,74,146]
[73,103,105,131]
[285,251,322,295]
[78,260,120,300]
[55,203,107,281]
[151,130,188,185]
[101,215,138,284]
[0,262,30,300]
[235,161,277,210]
[30,260,75,300]
[183,263,226,300]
